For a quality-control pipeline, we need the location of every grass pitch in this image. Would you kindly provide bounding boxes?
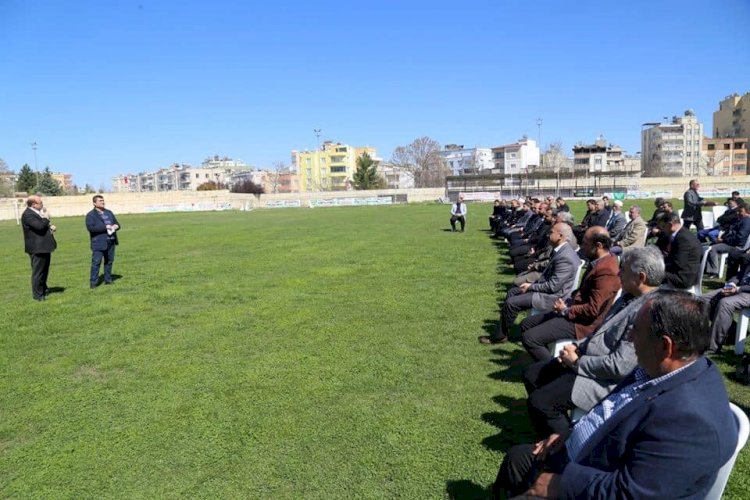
[1,202,749,498]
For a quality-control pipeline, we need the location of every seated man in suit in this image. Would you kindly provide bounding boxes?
[698,198,739,244]
[522,246,664,439]
[604,200,627,240]
[655,212,703,290]
[519,226,621,362]
[702,260,750,353]
[493,292,738,499]
[512,212,575,282]
[611,204,647,255]
[705,202,750,277]
[449,195,467,232]
[479,223,580,345]
[488,199,505,233]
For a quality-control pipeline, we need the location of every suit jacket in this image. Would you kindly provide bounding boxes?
[660,227,703,289]
[21,208,57,255]
[566,254,621,339]
[722,216,750,248]
[528,242,581,310]
[605,212,626,240]
[558,358,738,499]
[616,216,647,248]
[571,292,654,410]
[682,188,705,223]
[86,208,121,251]
[589,209,609,228]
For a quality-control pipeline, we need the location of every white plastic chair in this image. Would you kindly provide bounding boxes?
[713,205,728,221]
[704,403,749,500]
[735,308,750,355]
[703,211,716,229]
[687,246,711,296]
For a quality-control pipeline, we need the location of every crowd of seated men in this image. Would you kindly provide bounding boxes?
[476,193,743,498]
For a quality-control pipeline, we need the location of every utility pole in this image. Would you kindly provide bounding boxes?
[30,141,39,188]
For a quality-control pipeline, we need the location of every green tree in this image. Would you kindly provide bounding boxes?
[352,153,385,190]
[36,167,63,196]
[0,158,13,197]
[16,164,37,194]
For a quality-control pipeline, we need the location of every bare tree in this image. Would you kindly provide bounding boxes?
[0,158,13,197]
[270,161,288,194]
[390,136,449,188]
[699,149,731,176]
[542,141,568,173]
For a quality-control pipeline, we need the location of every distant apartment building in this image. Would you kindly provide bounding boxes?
[439,144,493,175]
[641,110,704,176]
[376,162,415,189]
[713,92,750,139]
[292,141,378,192]
[572,137,637,173]
[491,137,540,176]
[702,137,749,176]
[50,172,74,193]
[112,157,252,192]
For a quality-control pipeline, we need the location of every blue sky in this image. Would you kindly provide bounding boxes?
[1,0,749,189]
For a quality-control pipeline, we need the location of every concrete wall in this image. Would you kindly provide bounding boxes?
[0,188,446,221]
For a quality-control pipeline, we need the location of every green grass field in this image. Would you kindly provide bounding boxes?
[1,202,749,498]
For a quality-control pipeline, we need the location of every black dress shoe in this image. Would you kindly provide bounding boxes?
[43,288,51,296]
[104,281,113,285]
[478,335,507,345]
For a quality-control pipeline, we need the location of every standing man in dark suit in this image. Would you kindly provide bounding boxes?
[479,223,580,345]
[656,212,704,289]
[682,179,715,230]
[86,195,121,288]
[493,292,738,499]
[21,195,57,301]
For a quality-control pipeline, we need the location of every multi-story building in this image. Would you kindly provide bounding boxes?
[491,137,540,176]
[701,137,749,176]
[439,145,493,175]
[713,92,750,139]
[50,172,74,193]
[572,137,634,173]
[112,157,252,192]
[641,110,704,176]
[376,162,415,189]
[292,141,378,192]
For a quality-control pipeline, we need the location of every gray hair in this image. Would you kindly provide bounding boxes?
[622,246,665,287]
[557,223,574,242]
[630,204,641,215]
[557,212,575,225]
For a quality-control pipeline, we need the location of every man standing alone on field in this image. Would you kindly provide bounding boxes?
[21,195,57,301]
[86,195,121,288]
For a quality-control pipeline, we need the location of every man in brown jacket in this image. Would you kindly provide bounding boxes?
[520,226,621,361]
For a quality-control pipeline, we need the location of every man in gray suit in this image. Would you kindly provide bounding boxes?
[480,223,580,344]
[522,246,664,438]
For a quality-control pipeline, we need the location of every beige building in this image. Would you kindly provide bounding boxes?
[702,137,749,176]
[113,158,253,192]
[51,172,74,193]
[292,141,379,192]
[713,92,750,139]
[491,137,540,175]
[641,110,704,176]
[572,137,636,173]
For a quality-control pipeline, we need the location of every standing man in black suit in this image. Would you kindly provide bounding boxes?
[21,195,57,301]
[86,195,121,288]
[682,179,715,230]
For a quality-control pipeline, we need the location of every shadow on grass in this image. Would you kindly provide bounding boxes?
[481,395,536,452]
[46,286,66,295]
[445,479,492,500]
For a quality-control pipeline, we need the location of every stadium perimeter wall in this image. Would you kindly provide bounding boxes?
[0,188,445,221]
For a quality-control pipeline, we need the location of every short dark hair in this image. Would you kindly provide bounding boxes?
[586,198,597,205]
[737,202,748,213]
[654,197,665,207]
[589,229,612,250]
[93,195,104,203]
[647,291,709,356]
[657,212,680,226]
[732,191,740,197]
